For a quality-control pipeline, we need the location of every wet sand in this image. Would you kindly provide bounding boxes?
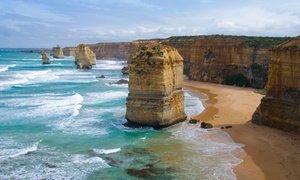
[184,80,300,180]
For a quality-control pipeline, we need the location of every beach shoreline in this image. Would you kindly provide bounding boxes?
[184,80,300,180]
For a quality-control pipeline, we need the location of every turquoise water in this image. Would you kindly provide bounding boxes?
[0,49,244,179]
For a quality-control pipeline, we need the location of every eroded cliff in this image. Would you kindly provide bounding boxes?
[75,44,96,69]
[50,45,64,59]
[63,47,76,56]
[128,36,290,88]
[88,42,130,60]
[252,36,300,134]
[126,43,187,127]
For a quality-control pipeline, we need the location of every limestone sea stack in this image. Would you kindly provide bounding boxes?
[75,44,96,69]
[126,43,187,127]
[63,47,76,56]
[41,51,50,64]
[252,36,300,134]
[50,45,64,59]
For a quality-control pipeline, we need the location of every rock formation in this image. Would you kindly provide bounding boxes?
[252,36,300,134]
[127,36,290,88]
[57,35,289,87]
[88,42,130,60]
[63,47,76,56]
[41,51,50,64]
[121,66,129,74]
[126,43,187,127]
[50,45,64,59]
[75,44,96,69]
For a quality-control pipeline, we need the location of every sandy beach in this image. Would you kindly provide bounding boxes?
[184,80,300,180]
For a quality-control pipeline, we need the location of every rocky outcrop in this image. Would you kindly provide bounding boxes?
[41,51,50,64]
[88,42,130,60]
[75,44,96,69]
[63,47,76,56]
[109,79,129,85]
[128,36,290,88]
[20,49,50,53]
[121,66,129,74]
[50,45,64,59]
[126,43,187,127]
[252,36,300,134]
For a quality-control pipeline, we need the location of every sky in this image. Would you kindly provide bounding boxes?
[0,0,299,48]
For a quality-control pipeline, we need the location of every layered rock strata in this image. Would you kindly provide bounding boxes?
[41,51,50,64]
[88,42,130,60]
[63,47,76,56]
[127,36,290,88]
[252,36,300,134]
[126,43,187,127]
[75,44,96,69]
[50,45,64,59]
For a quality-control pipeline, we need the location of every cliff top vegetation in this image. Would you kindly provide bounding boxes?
[133,43,164,61]
[165,34,291,47]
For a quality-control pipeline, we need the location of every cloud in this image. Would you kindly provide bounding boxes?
[0,1,70,22]
[207,6,300,36]
[0,0,300,47]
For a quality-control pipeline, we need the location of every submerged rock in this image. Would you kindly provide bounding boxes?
[126,169,150,178]
[96,75,105,78]
[109,79,128,85]
[189,118,199,124]
[200,122,213,129]
[121,66,129,74]
[44,162,58,168]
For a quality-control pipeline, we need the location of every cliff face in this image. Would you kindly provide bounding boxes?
[88,42,130,60]
[41,51,50,64]
[75,44,96,69]
[126,43,187,127]
[128,36,289,88]
[252,36,300,133]
[50,45,64,59]
[63,47,76,56]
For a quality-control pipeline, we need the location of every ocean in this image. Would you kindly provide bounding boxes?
[0,49,244,179]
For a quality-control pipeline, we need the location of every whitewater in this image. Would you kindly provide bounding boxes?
[0,49,244,179]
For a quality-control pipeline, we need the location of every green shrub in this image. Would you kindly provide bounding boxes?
[243,36,291,47]
[223,74,251,87]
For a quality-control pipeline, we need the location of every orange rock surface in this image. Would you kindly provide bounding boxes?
[50,45,64,59]
[252,36,300,133]
[75,44,96,69]
[88,42,130,60]
[126,43,186,127]
[127,36,275,88]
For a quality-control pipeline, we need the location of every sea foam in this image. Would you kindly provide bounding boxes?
[94,60,126,70]
[169,123,245,179]
[93,148,121,155]
[83,91,128,105]
[184,90,205,118]
[0,64,16,72]
[0,140,41,161]
[54,117,108,136]
[8,141,41,158]
[0,92,84,122]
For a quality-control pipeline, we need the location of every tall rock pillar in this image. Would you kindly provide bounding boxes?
[252,36,300,133]
[50,45,64,59]
[41,51,51,64]
[126,43,187,127]
[75,44,96,69]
